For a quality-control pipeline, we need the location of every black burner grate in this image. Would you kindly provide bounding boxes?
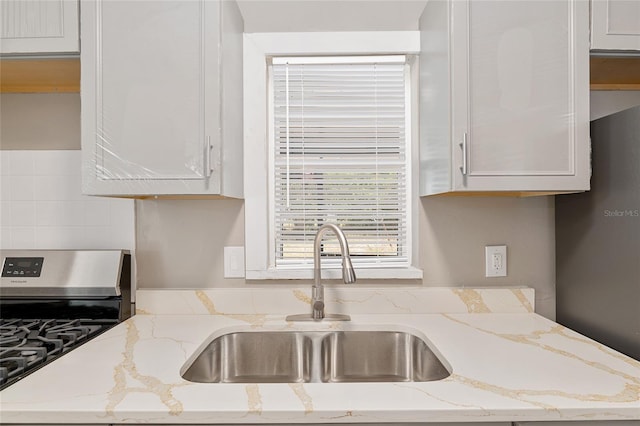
[0,318,118,390]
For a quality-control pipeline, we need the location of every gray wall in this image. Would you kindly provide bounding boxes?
[237,1,427,33]
[590,91,640,121]
[2,93,557,319]
[135,196,556,319]
[1,94,80,150]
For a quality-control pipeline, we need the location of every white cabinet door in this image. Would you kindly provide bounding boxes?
[81,0,243,197]
[419,0,590,195]
[0,0,79,54]
[592,0,640,50]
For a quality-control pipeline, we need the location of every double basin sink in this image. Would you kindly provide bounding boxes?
[181,329,451,384]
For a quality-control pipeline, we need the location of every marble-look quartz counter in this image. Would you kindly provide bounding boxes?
[1,287,639,424]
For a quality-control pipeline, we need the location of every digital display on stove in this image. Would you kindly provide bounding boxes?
[1,257,44,278]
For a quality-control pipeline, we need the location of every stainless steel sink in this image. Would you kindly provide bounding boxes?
[181,329,450,384]
[320,331,450,383]
[181,331,312,383]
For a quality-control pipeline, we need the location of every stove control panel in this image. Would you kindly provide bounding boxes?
[2,257,44,278]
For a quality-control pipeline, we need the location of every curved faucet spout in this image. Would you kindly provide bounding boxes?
[314,223,356,285]
[287,223,356,322]
[312,223,356,319]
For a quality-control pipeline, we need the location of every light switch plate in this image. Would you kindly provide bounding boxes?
[224,246,245,278]
[485,245,507,277]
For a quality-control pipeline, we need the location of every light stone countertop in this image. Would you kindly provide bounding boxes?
[1,287,639,424]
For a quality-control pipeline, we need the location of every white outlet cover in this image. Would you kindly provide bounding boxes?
[485,245,507,277]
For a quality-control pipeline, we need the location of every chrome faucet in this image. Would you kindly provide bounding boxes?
[286,223,356,321]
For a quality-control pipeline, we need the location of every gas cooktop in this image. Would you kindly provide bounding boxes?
[0,250,132,390]
[0,318,117,389]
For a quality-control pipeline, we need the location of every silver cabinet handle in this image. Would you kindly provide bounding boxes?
[459,133,468,176]
[204,136,213,178]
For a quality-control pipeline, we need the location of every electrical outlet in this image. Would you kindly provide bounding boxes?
[224,246,245,278]
[485,245,507,277]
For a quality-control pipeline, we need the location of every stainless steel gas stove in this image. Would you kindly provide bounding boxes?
[0,250,132,390]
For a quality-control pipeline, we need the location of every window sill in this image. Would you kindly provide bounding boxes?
[245,266,423,281]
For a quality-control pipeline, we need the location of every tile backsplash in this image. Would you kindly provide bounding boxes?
[0,151,134,250]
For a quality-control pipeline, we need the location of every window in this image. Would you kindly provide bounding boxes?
[270,56,410,270]
[243,31,421,280]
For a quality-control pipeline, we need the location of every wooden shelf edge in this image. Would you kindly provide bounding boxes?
[0,58,80,93]
[590,83,640,91]
[590,56,640,91]
[95,194,238,200]
[424,191,585,198]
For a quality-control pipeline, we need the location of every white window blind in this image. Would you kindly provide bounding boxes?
[270,56,410,269]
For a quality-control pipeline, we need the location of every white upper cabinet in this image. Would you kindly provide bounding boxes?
[419,0,591,195]
[591,0,640,50]
[0,0,79,54]
[81,0,243,197]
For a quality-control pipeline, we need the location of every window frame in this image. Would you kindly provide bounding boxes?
[269,55,412,269]
[243,32,422,280]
